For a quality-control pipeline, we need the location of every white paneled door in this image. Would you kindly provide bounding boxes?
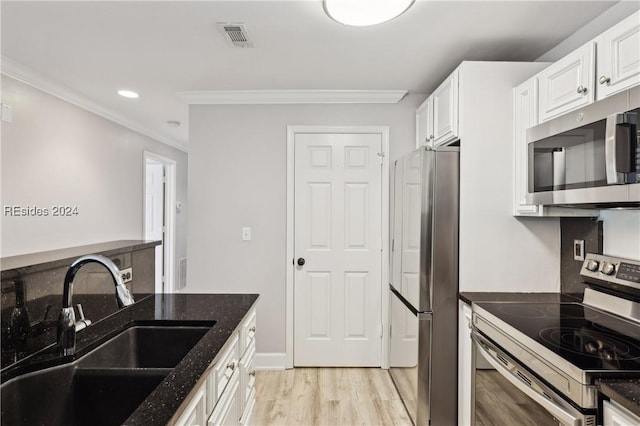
[145,160,164,293]
[293,133,383,366]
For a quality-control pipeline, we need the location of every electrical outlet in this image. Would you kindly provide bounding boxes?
[121,267,133,283]
[573,240,585,261]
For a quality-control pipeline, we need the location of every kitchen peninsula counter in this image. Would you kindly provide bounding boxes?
[1,293,259,426]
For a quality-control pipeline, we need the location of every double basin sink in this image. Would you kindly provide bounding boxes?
[1,323,215,426]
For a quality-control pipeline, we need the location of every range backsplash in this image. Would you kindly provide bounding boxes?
[560,217,603,295]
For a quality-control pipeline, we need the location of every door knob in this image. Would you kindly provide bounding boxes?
[297,258,305,266]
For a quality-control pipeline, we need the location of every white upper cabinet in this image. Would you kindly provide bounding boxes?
[415,96,434,148]
[433,69,460,146]
[513,78,540,216]
[595,11,640,100]
[538,43,595,122]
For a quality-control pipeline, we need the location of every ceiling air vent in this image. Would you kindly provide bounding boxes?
[218,23,253,48]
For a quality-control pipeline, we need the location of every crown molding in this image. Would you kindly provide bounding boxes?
[1,56,188,153]
[177,89,409,105]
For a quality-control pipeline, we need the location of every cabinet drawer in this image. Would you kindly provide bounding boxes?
[240,339,256,407]
[209,334,239,405]
[208,370,241,426]
[239,308,256,356]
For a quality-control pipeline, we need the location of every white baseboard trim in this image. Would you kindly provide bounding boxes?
[254,352,287,370]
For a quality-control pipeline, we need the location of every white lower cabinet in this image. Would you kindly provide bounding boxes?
[603,400,640,426]
[209,370,241,426]
[174,305,257,426]
[458,301,473,426]
[177,385,208,426]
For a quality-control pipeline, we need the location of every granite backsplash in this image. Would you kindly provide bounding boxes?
[1,240,159,369]
[560,217,603,295]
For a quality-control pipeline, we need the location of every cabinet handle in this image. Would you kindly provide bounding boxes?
[599,76,611,85]
[249,326,256,333]
[429,135,434,140]
[576,85,587,94]
[227,361,236,371]
[249,370,256,377]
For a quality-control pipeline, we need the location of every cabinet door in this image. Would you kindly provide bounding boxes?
[416,96,434,148]
[176,385,207,426]
[433,69,459,146]
[538,43,595,122]
[603,400,640,426]
[513,78,541,216]
[596,11,640,100]
[458,301,473,426]
[209,371,241,426]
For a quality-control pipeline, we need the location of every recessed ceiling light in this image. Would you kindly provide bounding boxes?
[324,0,415,26]
[118,90,139,99]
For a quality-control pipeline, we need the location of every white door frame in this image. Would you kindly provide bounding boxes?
[143,151,177,294]
[285,125,390,369]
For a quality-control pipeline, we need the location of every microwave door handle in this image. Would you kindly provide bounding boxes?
[472,333,581,426]
[605,113,621,184]
[605,112,635,184]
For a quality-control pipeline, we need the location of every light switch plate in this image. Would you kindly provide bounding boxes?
[1,103,12,123]
[242,227,251,241]
[573,240,585,261]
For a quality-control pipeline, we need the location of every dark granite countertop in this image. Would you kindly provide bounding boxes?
[459,292,582,305]
[1,240,161,273]
[597,378,640,418]
[0,293,259,426]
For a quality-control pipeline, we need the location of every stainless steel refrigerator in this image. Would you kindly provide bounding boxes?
[389,146,459,426]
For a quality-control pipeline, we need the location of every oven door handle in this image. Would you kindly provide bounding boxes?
[472,332,581,426]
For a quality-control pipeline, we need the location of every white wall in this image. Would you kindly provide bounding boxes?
[187,96,422,355]
[458,62,560,292]
[1,76,188,281]
[600,211,640,261]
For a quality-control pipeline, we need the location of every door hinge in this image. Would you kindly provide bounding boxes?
[377,152,385,165]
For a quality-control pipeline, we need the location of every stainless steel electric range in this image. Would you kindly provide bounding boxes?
[471,253,640,426]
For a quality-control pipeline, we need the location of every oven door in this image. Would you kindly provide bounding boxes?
[471,331,595,426]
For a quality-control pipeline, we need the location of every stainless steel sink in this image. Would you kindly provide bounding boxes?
[1,324,213,426]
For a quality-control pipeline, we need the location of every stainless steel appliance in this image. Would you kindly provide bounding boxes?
[389,146,459,426]
[471,253,640,426]
[526,88,640,208]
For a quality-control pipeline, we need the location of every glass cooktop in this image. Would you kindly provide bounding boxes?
[475,302,640,372]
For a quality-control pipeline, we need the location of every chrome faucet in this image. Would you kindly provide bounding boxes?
[57,254,135,355]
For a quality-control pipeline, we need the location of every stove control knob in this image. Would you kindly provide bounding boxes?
[601,262,616,276]
[585,259,599,272]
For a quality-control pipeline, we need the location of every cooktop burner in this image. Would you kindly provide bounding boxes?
[477,302,640,371]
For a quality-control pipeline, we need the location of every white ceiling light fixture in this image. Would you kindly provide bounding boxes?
[118,90,139,99]
[324,0,415,26]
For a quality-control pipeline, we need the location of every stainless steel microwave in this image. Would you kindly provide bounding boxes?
[526,88,640,208]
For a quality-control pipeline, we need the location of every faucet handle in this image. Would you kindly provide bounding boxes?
[74,303,92,331]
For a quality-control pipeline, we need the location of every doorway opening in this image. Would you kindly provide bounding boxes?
[143,151,177,294]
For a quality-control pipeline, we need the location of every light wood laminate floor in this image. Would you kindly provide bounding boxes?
[250,368,412,426]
